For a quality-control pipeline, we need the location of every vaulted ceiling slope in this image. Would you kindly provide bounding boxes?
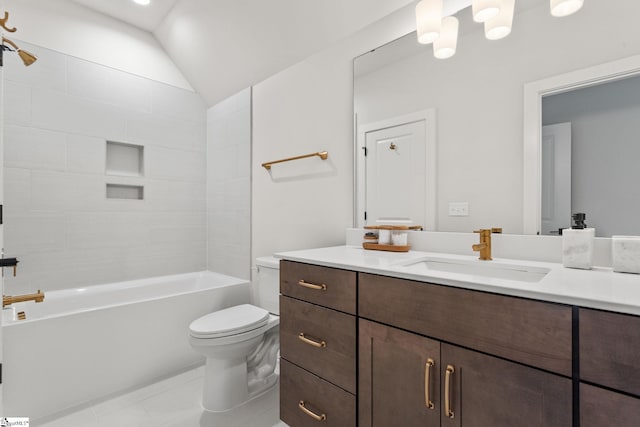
[73,0,416,106]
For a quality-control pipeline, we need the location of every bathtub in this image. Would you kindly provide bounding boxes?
[2,271,251,421]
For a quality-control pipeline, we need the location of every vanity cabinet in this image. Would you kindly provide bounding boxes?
[579,308,640,426]
[359,273,573,376]
[279,260,357,426]
[358,273,573,427]
[278,259,640,427]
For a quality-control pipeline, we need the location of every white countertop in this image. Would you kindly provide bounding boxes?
[276,245,640,316]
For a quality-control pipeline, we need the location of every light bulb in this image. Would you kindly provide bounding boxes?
[416,0,443,44]
[550,0,584,17]
[472,0,501,23]
[434,16,459,59]
[485,0,515,40]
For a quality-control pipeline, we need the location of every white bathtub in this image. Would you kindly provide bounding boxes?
[3,271,251,421]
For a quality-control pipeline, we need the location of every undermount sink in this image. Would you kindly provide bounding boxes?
[394,257,550,283]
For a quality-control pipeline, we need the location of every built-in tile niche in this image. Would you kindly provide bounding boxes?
[106,141,144,199]
[106,184,144,200]
[106,141,144,177]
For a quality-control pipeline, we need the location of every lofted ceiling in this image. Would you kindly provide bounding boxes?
[71,0,180,32]
[69,0,420,105]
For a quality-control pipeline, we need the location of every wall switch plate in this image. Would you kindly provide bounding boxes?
[448,202,469,216]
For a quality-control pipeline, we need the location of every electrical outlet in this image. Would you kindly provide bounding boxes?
[448,202,469,216]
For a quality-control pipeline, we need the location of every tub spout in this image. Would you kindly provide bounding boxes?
[3,290,44,307]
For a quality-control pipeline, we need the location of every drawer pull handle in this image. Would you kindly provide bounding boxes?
[298,280,327,291]
[424,358,435,409]
[445,364,455,419]
[298,332,327,348]
[298,400,327,422]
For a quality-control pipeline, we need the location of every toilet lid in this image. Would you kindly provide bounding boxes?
[189,304,270,339]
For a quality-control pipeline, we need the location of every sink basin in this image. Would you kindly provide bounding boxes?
[394,257,550,283]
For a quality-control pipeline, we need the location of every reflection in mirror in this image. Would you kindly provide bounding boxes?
[540,75,640,237]
[354,0,640,235]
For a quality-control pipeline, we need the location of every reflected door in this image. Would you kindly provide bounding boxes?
[365,120,426,226]
[541,123,572,235]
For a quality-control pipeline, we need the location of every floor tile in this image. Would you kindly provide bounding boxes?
[38,366,285,427]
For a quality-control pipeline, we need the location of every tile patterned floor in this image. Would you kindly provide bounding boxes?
[36,366,287,427]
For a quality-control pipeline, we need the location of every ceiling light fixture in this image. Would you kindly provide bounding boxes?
[484,0,515,40]
[550,0,584,17]
[472,0,501,23]
[416,0,443,44]
[415,0,586,59]
[132,0,151,6]
[433,16,459,59]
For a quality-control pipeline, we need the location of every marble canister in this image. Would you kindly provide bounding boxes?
[612,235,640,274]
[562,228,595,269]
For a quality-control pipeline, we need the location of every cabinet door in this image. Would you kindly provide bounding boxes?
[441,344,572,427]
[581,383,640,427]
[580,308,640,395]
[359,319,441,427]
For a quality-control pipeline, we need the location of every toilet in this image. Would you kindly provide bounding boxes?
[189,256,280,412]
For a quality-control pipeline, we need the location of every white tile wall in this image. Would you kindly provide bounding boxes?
[206,88,252,280]
[2,44,207,295]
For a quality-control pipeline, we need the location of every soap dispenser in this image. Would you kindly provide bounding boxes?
[562,213,595,269]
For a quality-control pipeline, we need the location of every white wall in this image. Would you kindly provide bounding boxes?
[251,6,420,260]
[353,0,640,234]
[207,88,251,279]
[3,0,192,90]
[2,42,207,294]
[542,75,640,237]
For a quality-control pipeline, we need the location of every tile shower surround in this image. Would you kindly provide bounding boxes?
[2,41,208,295]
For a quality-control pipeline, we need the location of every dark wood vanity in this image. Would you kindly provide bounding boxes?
[279,260,640,427]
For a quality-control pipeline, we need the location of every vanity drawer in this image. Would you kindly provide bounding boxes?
[280,359,356,427]
[359,273,573,376]
[280,260,356,314]
[580,308,640,396]
[581,383,640,427]
[280,295,356,393]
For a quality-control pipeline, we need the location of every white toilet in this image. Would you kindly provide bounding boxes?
[189,256,280,412]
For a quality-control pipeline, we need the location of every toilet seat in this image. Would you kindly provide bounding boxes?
[189,304,270,339]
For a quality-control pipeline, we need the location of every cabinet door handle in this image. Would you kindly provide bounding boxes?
[299,400,327,421]
[424,358,435,409]
[445,364,455,419]
[298,280,327,291]
[298,332,327,348]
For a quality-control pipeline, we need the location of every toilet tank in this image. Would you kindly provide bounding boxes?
[255,256,280,315]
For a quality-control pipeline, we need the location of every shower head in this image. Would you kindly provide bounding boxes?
[16,48,37,66]
[2,37,37,66]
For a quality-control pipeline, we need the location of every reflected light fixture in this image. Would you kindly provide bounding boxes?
[550,0,584,17]
[415,0,586,59]
[472,0,501,23]
[485,0,515,40]
[416,0,443,44]
[433,16,459,59]
[133,0,151,5]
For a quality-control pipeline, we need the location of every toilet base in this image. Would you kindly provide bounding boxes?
[201,357,279,413]
[200,325,280,413]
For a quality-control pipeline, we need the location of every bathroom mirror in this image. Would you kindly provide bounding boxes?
[354,0,640,236]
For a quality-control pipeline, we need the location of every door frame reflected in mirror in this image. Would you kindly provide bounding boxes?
[523,53,640,235]
[355,109,437,230]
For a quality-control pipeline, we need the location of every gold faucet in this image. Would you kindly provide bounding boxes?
[472,228,502,260]
[3,290,45,308]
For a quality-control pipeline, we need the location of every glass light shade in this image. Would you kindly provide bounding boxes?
[416,0,443,44]
[433,16,459,59]
[133,0,151,5]
[485,0,515,40]
[472,0,500,22]
[550,0,584,17]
